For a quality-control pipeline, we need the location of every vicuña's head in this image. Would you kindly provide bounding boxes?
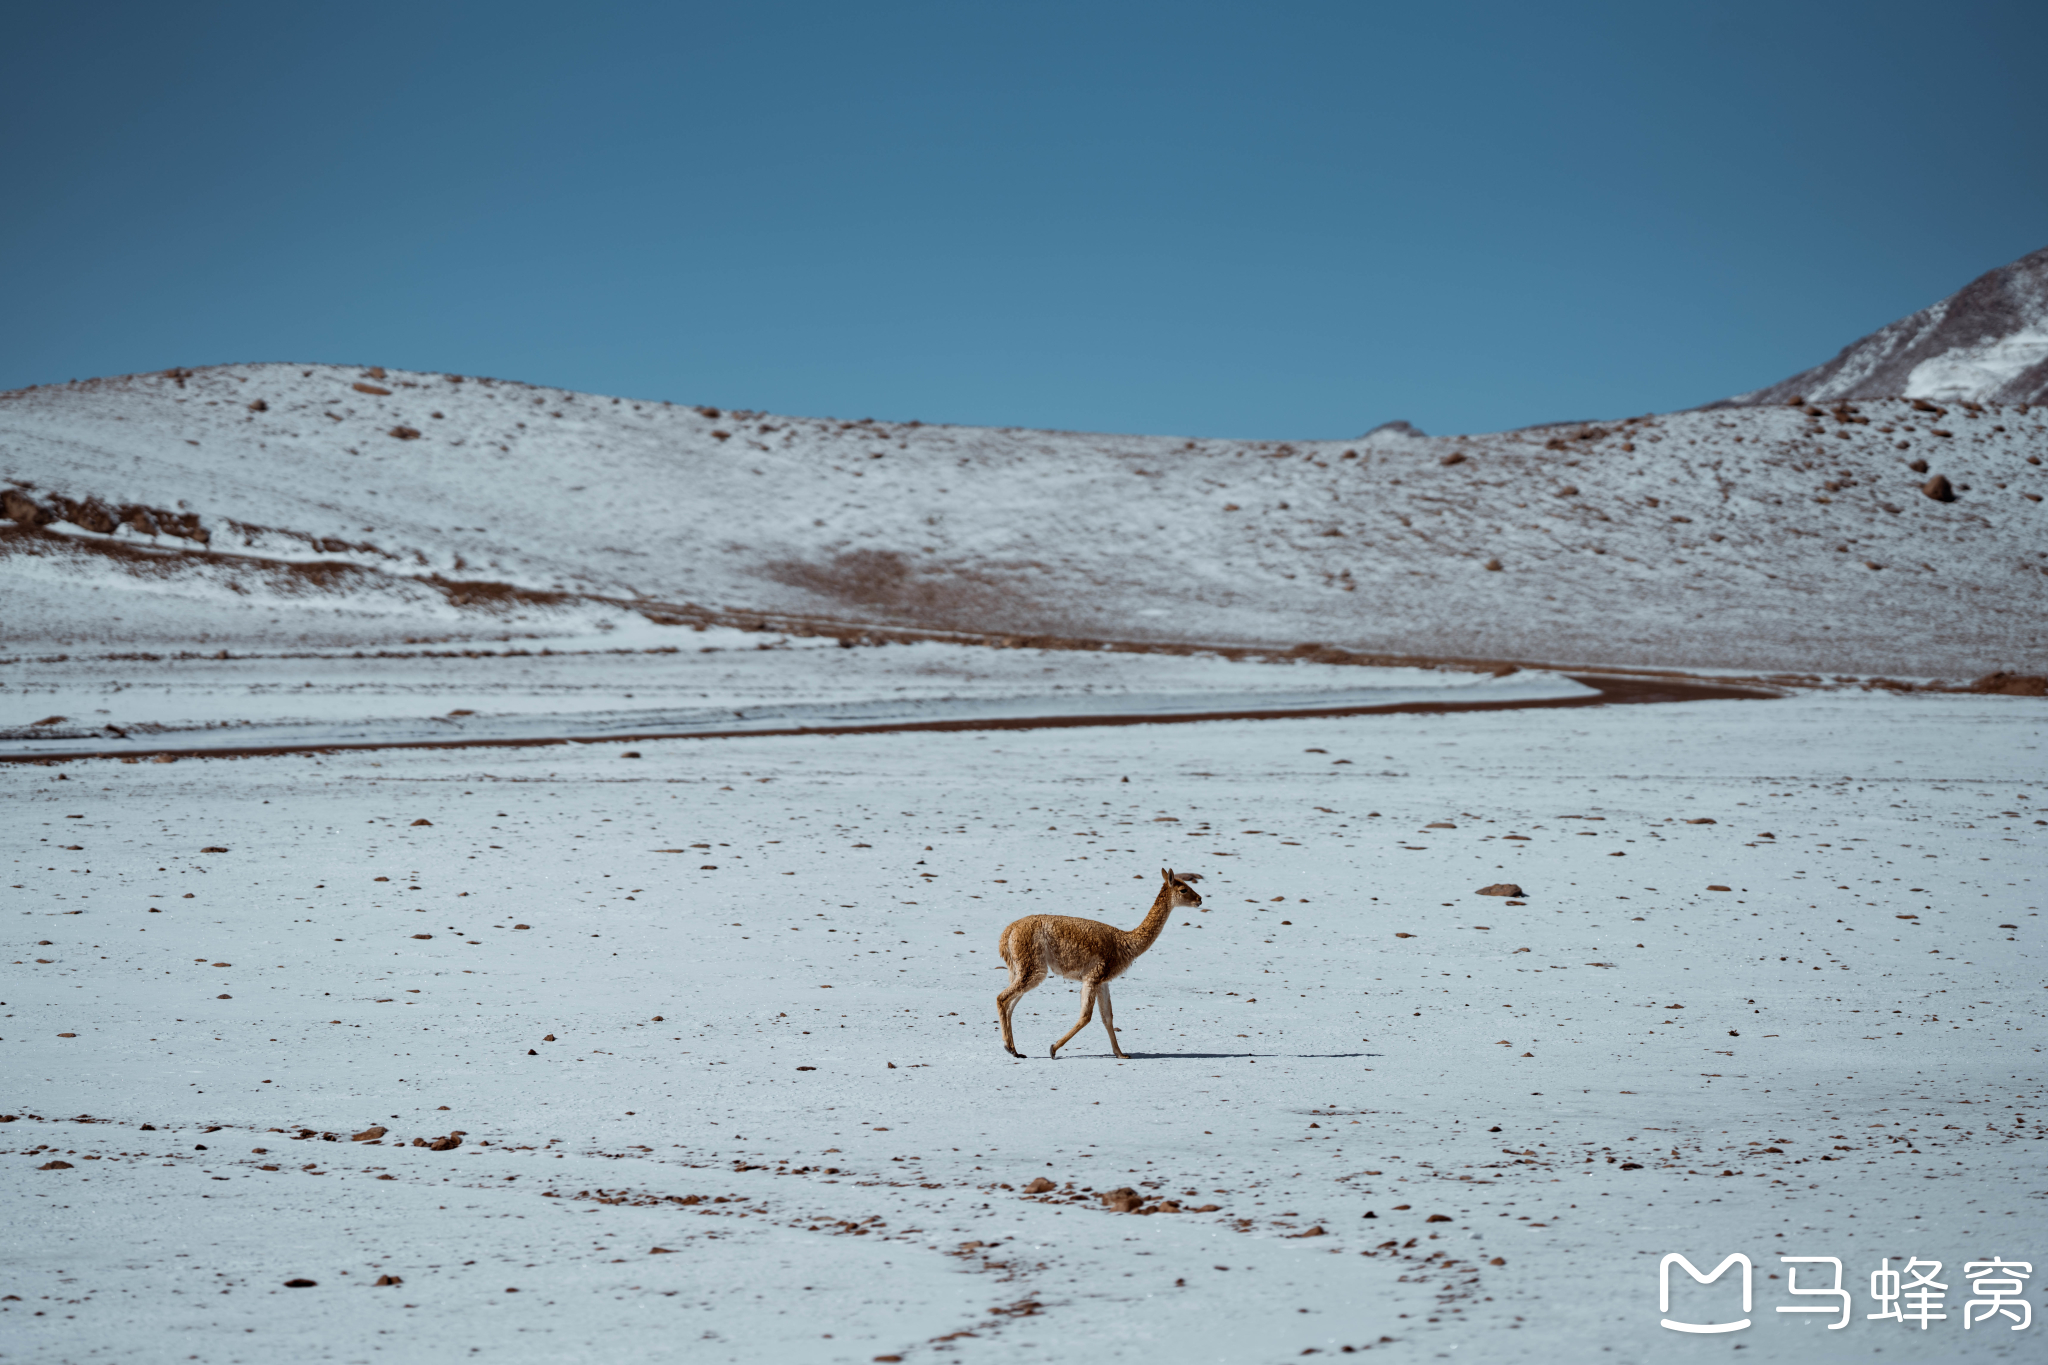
[1161,868,1203,907]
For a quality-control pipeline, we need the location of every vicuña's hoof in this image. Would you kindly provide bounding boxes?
[1004,1046,1022,1058]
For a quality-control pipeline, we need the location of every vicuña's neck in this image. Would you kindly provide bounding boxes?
[1123,883,1178,955]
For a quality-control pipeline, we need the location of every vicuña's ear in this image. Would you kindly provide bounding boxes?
[1161,867,1172,881]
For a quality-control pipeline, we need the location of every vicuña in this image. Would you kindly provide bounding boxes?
[996,868,1203,1059]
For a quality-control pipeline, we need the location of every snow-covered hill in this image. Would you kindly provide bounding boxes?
[3,360,2044,675]
[1721,244,2048,407]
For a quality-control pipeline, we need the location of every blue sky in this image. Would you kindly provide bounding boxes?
[4,1,2042,437]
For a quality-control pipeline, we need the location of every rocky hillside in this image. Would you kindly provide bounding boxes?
[3,362,2043,676]
[1721,244,2048,407]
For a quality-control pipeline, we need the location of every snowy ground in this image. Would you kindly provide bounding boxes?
[5,683,2043,1364]
[0,630,1591,759]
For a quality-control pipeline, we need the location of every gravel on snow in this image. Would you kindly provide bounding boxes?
[3,690,2043,1363]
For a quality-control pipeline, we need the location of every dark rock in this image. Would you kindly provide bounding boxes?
[1922,474,1956,502]
[1476,883,1524,897]
[4,489,49,527]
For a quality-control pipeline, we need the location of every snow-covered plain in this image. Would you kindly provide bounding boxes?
[0,629,1594,760]
[6,684,2042,1363]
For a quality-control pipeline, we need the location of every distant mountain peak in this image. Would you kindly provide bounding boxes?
[1721,244,2048,407]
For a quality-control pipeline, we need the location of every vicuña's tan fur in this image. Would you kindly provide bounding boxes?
[996,869,1202,1059]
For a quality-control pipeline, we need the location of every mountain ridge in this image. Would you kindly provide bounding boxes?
[1718,245,2048,408]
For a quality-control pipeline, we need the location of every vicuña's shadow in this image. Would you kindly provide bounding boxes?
[1034,1051,1381,1061]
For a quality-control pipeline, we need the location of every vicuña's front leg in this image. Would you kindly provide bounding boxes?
[1048,982,1098,1059]
[1095,982,1128,1059]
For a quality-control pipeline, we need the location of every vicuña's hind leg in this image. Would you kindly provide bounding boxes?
[996,941,1044,1058]
[1095,982,1128,1059]
[1049,980,1100,1059]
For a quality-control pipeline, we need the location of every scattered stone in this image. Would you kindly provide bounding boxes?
[283,1278,317,1288]
[649,1247,676,1254]
[1023,1177,1056,1194]
[375,1274,402,1286]
[389,426,422,440]
[39,1160,73,1170]
[1685,817,1716,824]
[1484,558,1502,571]
[1394,932,1415,938]
[1426,1214,1452,1223]
[1100,1188,1143,1213]
[1706,885,1732,892]
[1555,485,1579,497]
[427,1134,462,1151]
[353,382,390,395]
[412,934,433,940]
[1476,884,1523,897]
[200,846,228,853]
[410,818,432,827]
[1922,474,1956,502]
[351,1126,387,1142]
[1489,1256,1506,1266]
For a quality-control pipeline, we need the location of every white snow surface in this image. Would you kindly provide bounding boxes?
[4,362,2043,675]
[1907,323,2048,403]
[4,684,2043,1363]
[0,631,1593,758]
